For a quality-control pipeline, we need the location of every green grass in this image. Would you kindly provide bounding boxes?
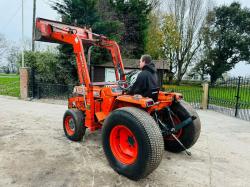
[209,86,250,108]
[163,85,202,104]
[0,74,20,97]
[163,84,250,109]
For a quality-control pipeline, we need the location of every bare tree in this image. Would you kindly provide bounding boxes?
[163,0,210,84]
[0,34,7,63]
[7,46,20,73]
[150,0,160,9]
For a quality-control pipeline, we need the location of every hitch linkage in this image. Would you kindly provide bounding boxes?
[154,107,196,156]
[156,115,196,136]
[172,116,196,132]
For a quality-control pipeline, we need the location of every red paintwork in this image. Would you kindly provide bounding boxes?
[35,18,182,132]
[64,115,75,136]
[109,125,138,165]
[164,115,183,140]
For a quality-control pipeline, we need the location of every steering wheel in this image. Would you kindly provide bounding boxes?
[124,69,137,76]
[117,80,130,91]
[117,70,139,91]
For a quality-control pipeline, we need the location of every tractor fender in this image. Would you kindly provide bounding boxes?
[115,95,154,108]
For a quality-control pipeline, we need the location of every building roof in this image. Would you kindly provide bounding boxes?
[93,59,169,70]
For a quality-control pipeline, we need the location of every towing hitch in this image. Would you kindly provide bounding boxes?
[155,110,196,156]
[170,116,196,156]
[171,116,196,133]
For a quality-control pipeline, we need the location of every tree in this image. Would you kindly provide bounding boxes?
[145,12,164,60]
[202,2,250,84]
[0,34,7,63]
[145,12,181,83]
[163,0,209,84]
[7,46,20,73]
[96,0,124,41]
[161,14,180,82]
[110,0,158,58]
[53,0,99,27]
[52,0,124,84]
[20,50,59,83]
[189,58,209,81]
[51,0,99,84]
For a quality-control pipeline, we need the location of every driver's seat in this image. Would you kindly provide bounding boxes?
[150,87,160,102]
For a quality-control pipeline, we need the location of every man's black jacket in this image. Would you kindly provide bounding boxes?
[128,63,159,98]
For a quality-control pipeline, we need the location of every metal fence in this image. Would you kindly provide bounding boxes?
[29,81,203,109]
[208,77,250,121]
[163,84,203,109]
[27,75,250,121]
[28,69,74,99]
[29,82,74,99]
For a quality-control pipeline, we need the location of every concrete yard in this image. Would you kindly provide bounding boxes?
[0,96,250,187]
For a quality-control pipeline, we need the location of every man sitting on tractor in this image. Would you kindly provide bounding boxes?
[128,54,159,101]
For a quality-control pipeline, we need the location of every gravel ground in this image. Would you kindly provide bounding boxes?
[0,96,250,187]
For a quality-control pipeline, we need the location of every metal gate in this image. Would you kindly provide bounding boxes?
[28,69,74,99]
[208,77,250,121]
[29,82,74,99]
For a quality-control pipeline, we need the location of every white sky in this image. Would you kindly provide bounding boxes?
[0,0,249,76]
[0,0,58,43]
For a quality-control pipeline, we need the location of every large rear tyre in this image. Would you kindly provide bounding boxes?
[102,107,164,180]
[63,109,86,141]
[164,100,201,153]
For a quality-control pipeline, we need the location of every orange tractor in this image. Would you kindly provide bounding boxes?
[35,18,201,180]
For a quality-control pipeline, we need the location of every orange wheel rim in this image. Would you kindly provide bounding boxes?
[64,116,75,136]
[165,115,183,140]
[110,125,138,165]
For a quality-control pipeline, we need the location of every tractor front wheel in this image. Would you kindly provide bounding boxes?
[63,109,86,141]
[102,107,164,180]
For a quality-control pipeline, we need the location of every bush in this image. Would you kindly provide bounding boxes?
[21,51,60,84]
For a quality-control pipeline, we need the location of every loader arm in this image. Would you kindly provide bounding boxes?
[35,17,126,85]
[35,18,126,129]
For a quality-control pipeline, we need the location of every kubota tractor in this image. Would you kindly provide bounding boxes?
[35,18,201,180]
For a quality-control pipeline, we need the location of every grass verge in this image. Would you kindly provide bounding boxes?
[0,74,20,97]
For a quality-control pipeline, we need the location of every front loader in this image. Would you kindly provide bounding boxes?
[35,18,201,180]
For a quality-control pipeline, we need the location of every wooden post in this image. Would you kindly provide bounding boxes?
[19,67,30,99]
[202,82,209,109]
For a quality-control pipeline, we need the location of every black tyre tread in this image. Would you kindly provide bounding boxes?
[119,107,164,177]
[180,101,201,146]
[63,109,86,141]
[164,100,201,152]
[102,107,164,180]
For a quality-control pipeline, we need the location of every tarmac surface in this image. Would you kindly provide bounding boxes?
[0,96,250,187]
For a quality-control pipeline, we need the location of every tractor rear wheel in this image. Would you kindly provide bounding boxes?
[102,107,164,180]
[163,100,201,153]
[63,109,86,141]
